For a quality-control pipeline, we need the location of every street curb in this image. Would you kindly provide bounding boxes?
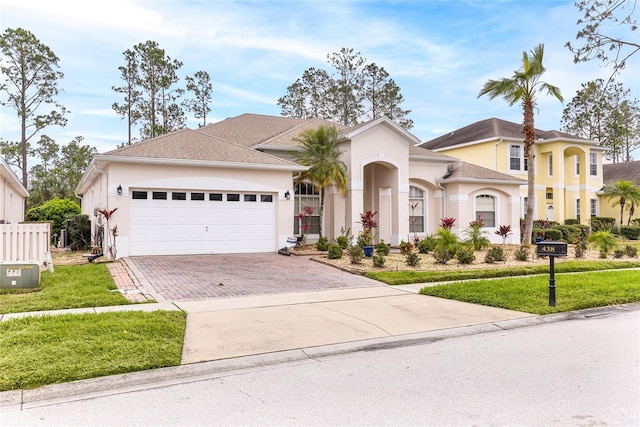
[3,302,639,410]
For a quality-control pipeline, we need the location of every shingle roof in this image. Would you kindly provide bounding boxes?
[420,117,589,150]
[440,160,526,184]
[196,113,315,148]
[409,145,457,161]
[603,161,640,185]
[103,128,296,166]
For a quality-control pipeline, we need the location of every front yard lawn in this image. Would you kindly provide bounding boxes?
[0,264,135,314]
[419,270,640,315]
[0,310,186,391]
[366,260,640,285]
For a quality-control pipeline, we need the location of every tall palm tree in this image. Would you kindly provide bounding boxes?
[478,44,563,244]
[603,180,640,227]
[292,125,348,237]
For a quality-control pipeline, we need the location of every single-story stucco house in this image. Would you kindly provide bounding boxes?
[600,160,640,221]
[76,114,525,258]
[1,158,28,224]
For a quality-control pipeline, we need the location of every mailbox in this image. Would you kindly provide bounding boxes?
[0,263,41,289]
[536,241,568,257]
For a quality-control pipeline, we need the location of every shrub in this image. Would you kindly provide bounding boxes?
[375,240,390,256]
[624,245,638,258]
[613,249,625,259]
[372,253,386,267]
[25,198,81,238]
[565,219,580,225]
[348,245,364,265]
[336,227,352,249]
[463,218,490,251]
[327,243,343,259]
[542,228,562,241]
[588,230,618,258]
[432,247,454,264]
[456,245,476,264]
[399,240,414,255]
[551,224,582,243]
[484,246,506,264]
[66,214,91,251]
[405,252,420,267]
[619,226,640,240]
[574,241,588,259]
[590,217,617,232]
[435,228,459,254]
[315,236,329,251]
[417,235,437,253]
[514,245,530,261]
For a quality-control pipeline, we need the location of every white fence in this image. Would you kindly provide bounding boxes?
[0,223,51,265]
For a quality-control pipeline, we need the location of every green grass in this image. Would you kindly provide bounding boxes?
[0,310,186,391]
[0,264,135,314]
[365,260,640,285]
[419,270,640,315]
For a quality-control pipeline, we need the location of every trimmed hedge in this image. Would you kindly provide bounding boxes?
[591,217,617,232]
[620,226,640,240]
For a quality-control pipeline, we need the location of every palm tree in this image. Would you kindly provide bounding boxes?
[291,125,347,237]
[478,44,563,245]
[603,180,640,227]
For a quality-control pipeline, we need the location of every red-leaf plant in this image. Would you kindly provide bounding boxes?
[97,207,119,260]
[440,217,456,230]
[358,210,378,246]
[495,224,513,245]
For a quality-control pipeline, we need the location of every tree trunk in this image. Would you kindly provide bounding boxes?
[522,102,536,244]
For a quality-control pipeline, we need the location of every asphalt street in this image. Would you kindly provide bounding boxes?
[2,306,638,426]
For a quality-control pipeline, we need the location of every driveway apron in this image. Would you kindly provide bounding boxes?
[123,253,384,301]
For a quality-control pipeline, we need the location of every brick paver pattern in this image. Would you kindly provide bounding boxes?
[124,253,383,301]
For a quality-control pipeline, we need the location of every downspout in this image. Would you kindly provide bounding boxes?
[494,139,502,170]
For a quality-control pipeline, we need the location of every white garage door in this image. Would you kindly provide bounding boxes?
[129,190,276,256]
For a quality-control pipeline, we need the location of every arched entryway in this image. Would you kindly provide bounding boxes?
[361,161,399,244]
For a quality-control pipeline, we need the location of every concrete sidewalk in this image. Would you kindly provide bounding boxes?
[175,286,532,363]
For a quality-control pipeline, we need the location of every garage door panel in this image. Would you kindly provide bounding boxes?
[130,190,276,256]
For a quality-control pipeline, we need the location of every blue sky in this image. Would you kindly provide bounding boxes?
[1,0,638,158]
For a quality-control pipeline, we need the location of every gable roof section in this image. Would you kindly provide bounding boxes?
[1,158,29,197]
[342,116,421,145]
[420,117,591,151]
[439,160,526,185]
[603,161,640,185]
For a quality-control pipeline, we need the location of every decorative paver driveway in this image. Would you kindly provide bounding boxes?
[123,253,384,301]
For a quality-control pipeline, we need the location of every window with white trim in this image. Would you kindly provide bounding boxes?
[575,155,580,176]
[475,194,496,227]
[590,199,598,217]
[509,145,525,172]
[294,182,320,234]
[576,198,581,222]
[409,186,425,233]
[590,152,598,176]
[547,154,553,176]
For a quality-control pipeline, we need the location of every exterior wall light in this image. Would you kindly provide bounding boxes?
[284,190,290,200]
[117,185,123,196]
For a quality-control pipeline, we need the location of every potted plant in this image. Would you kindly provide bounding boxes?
[358,210,378,257]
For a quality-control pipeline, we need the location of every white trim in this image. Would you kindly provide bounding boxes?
[473,191,499,228]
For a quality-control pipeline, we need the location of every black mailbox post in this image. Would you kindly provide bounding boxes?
[536,241,568,306]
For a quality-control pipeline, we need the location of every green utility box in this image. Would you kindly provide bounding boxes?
[0,263,41,289]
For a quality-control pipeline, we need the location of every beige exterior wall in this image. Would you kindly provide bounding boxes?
[80,161,295,258]
[343,124,411,245]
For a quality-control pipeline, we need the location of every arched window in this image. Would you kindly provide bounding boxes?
[475,194,496,227]
[409,186,425,233]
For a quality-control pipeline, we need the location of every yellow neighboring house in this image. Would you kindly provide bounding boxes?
[420,118,606,225]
